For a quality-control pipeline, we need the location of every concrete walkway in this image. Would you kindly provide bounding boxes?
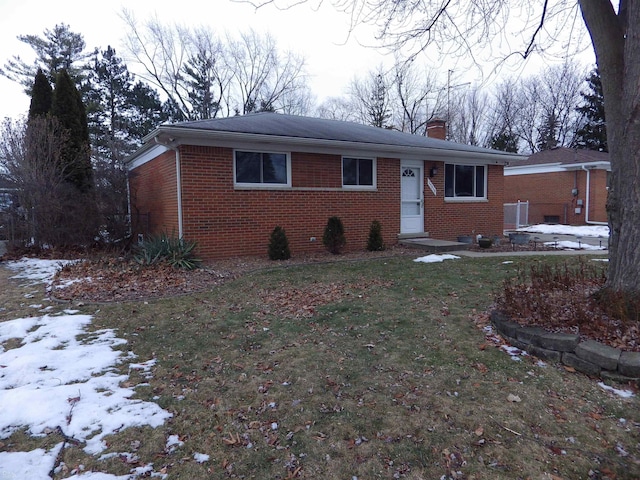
[453,248,608,258]
[401,231,609,258]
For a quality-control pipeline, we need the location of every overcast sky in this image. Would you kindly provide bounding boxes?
[0,0,596,121]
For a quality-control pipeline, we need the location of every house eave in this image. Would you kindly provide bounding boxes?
[129,125,524,168]
[505,161,611,176]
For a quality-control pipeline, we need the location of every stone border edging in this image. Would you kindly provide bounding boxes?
[490,310,640,384]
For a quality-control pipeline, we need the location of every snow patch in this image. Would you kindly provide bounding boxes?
[413,254,460,263]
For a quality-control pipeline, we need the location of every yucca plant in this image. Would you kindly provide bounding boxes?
[134,232,201,270]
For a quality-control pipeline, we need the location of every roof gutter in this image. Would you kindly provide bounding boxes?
[149,127,524,165]
[581,165,607,225]
[154,136,184,238]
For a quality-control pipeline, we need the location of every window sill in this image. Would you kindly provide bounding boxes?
[444,197,488,203]
[234,184,292,190]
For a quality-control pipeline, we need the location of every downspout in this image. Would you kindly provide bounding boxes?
[154,137,184,238]
[581,165,608,225]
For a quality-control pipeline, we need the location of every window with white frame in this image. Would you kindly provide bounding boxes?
[234,150,289,186]
[444,164,486,198]
[342,157,374,187]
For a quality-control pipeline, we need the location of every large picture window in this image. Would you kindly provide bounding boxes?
[342,157,374,187]
[444,164,486,198]
[235,151,289,186]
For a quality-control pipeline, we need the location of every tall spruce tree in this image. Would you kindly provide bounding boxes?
[52,69,93,192]
[28,69,52,118]
[574,69,607,152]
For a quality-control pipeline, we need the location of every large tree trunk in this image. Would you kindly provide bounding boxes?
[579,0,640,295]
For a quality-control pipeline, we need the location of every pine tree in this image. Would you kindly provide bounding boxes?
[268,226,291,260]
[574,69,607,152]
[52,69,93,192]
[183,51,220,120]
[0,23,90,94]
[367,220,385,251]
[28,69,52,119]
[323,216,347,254]
[489,131,518,153]
[85,46,168,163]
[536,112,559,151]
[368,73,391,128]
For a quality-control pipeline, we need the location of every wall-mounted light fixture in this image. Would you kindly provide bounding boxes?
[429,165,439,178]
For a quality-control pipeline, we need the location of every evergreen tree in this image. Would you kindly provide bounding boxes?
[536,112,559,151]
[367,220,385,251]
[268,226,291,260]
[52,69,93,192]
[0,23,91,93]
[183,52,221,120]
[85,46,168,163]
[489,131,519,153]
[574,69,607,152]
[323,216,347,254]
[368,73,392,128]
[28,69,52,119]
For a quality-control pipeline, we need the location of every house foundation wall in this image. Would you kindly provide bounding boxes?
[130,146,505,260]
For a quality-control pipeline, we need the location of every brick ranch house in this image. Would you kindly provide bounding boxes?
[504,147,610,226]
[126,113,523,260]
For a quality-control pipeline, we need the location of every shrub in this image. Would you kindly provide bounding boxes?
[323,216,346,254]
[366,220,385,251]
[268,226,291,260]
[134,232,201,270]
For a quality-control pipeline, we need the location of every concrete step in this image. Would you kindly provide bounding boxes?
[399,237,471,253]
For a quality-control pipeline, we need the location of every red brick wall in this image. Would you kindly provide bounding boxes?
[425,164,505,240]
[130,146,506,260]
[129,150,179,235]
[177,147,400,259]
[504,169,608,225]
[587,170,608,222]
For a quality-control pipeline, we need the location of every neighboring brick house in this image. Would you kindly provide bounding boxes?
[504,148,610,226]
[127,113,522,260]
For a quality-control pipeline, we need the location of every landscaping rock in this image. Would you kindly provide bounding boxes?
[515,326,546,345]
[618,351,640,378]
[601,370,639,385]
[575,340,621,371]
[562,353,601,376]
[527,344,562,362]
[503,335,528,351]
[532,332,580,352]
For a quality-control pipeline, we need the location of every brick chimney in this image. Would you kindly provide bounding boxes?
[426,120,447,140]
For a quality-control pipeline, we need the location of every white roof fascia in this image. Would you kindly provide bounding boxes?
[127,144,169,170]
[143,128,523,165]
[505,161,611,176]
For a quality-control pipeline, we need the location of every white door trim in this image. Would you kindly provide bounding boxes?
[400,160,424,234]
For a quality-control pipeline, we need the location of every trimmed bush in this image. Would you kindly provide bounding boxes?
[268,226,291,260]
[323,216,346,254]
[367,220,385,251]
[134,232,201,270]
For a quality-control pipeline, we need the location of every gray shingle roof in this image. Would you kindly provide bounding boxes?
[161,112,518,158]
[514,147,609,166]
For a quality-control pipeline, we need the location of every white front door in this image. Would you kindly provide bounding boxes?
[401,161,424,234]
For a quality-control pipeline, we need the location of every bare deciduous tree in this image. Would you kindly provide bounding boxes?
[0,117,98,248]
[121,11,310,119]
[390,60,444,135]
